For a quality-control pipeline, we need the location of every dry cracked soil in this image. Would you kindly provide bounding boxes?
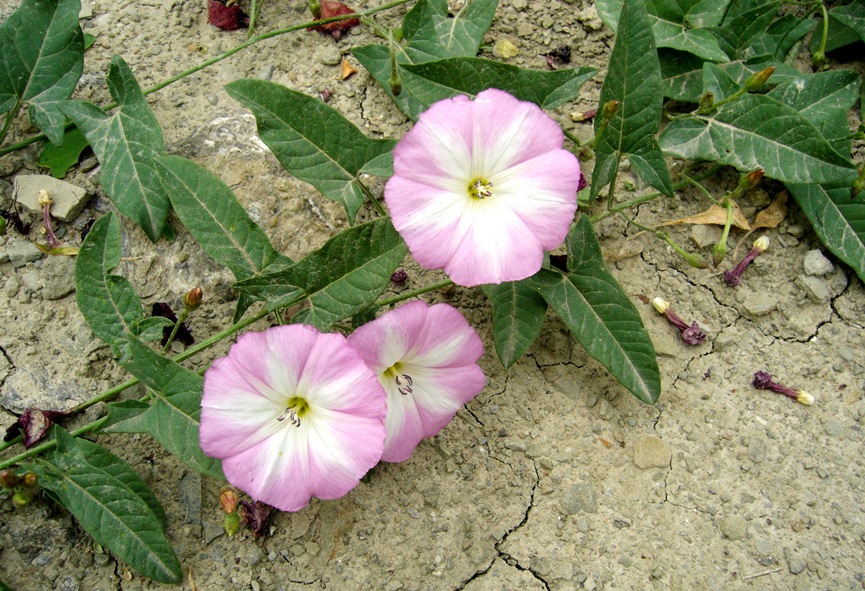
[1,0,864,590]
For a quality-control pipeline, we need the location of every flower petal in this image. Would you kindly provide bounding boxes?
[200,324,387,512]
[347,301,485,463]
[385,88,581,287]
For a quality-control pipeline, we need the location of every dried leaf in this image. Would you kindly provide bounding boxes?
[341,58,357,80]
[34,243,79,256]
[208,0,249,30]
[309,1,360,40]
[659,199,751,231]
[752,191,788,230]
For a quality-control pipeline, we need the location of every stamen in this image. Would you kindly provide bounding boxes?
[395,373,414,395]
[469,178,493,200]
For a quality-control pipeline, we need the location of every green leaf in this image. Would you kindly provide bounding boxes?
[102,337,224,480]
[528,217,660,404]
[830,0,865,45]
[37,127,90,178]
[702,63,740,102]
[595,0,729,61]
[154,155,291,281]
[710,1,780,59]
[768,70,861,156]
[353,0,497,119]
[660,52,803,101]
[659,93,856,184]
[74,212,143,357]
[234,217,408,330]
[747,14,816,61]
[481,281,547,369]
[0,0,84,145]
[30,428,181,584]
[134,316,175,343]
[788,180,865,284]
[592,0,673,199]
[400,57,597,110]
[60,55,169,241]
[225,80,396,222]
[401,0,498,62]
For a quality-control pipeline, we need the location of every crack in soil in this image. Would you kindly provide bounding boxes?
[455,460,547,590]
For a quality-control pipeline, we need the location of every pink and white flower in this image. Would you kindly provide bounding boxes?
[347,301,485,462]
[384,88,581,287]
[200,325,387,512]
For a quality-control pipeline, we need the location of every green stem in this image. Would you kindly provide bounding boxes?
[357,178,388,217]
[679,172,721,206]
[161,308,191,354]
[619,212,707,268]
[0,0,413,156]
[562,128,581,148]
[0,416,108,470]
[589,164,724,223]
[377,279,454,307]
[816,1,829,57]
[248,0,261,38]
[0,305,276,463]
[0,101,22,148]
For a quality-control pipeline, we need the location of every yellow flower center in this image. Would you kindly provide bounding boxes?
[383,362,414,396]
[468,178,494,200]
[276,396,310,427]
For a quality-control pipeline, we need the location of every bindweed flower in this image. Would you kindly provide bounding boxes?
[347,301,485,462]
[752,371,814,405]
[723,236,769,287]
[652,297,706,346]
[200,324,387,512]
[385,89,581,287]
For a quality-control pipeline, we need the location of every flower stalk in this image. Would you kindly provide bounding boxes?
[652,298,706,345]
[723,236,769,286]
[38,190,61,248]
[752,371,814,405]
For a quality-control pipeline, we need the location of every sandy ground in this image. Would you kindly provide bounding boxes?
[1,1,864,590]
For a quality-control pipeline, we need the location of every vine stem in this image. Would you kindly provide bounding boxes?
[377,279,455,307]
[0,305,275,464]
[0,0,413,156]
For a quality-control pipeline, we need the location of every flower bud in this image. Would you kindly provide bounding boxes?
[12,491,30,508]
[796,391,815,406]
[309,0,321,18]
[22,472,38,487]
[601,100,620,120]
[753,235,769,253]
[224,511,241,536]
[220,487,238,514]
[569,109,597,122]
[183,287,203,311]
[389,75,402,97]
[37,189,52,208]
[651,297,670,315]
[0,470,19,489]
[744,67,775,91]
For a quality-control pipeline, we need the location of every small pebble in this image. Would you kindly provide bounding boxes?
[718,515,747,541]
[803,250,834,276]
[788,558,806,575]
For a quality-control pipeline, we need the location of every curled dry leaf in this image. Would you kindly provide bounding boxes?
[732,191,788,259]
[309,1,360,40]
[207,0,249,30]
[659,199,751,231]
[751,191,788,231]
[341,58,357,80]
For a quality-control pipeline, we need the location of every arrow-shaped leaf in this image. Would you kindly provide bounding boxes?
[234,217,407,330]
[659,93,856,184]
[29,428,181,584]
[353,0,498,119]
[482,281,548,369]
[0,0,84,145]
[528,217,660,404]
[768,70,861,157]
[225,80,396,222]
[61,56,169,241]
[827,0,865,45]
[102,337,224,480]
[74,212,143,358]
[400,57,597,110]
[592,0,673,199]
